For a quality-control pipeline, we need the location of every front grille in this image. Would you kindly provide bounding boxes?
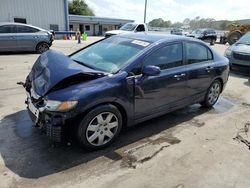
[233,52,250,61]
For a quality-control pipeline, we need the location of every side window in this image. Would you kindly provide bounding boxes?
[0,25,15,33]
[130,62,143,76]
[143,43,183,70]
[136,25,145,32]
[16,26,39,33]
[185,42,213,64]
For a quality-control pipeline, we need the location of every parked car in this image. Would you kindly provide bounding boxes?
[105,22,148,37]
[0,22,53,53]
[170,28,184,35]
[225,32,250,68]
[187,28,217,45]
[22,33,229,150]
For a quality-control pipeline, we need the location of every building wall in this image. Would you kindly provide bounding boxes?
[0,0,67,31]
[69,23,120,36]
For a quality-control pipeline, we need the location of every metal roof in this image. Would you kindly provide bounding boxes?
[69,14,134,25]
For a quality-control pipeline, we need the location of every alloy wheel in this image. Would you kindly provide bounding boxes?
[38,43,49,53]
[86,112,119,146]
[208,82,221,105]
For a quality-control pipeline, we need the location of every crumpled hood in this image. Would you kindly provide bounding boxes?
[105,30,132,35]
[233,43,250,54]
[27,50,104,96]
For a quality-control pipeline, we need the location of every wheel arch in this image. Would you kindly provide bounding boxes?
[78,101,128,128]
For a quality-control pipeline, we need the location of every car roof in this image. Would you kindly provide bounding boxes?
[118,32,197,43]
[197,28,215,31]
[0,22,44,31]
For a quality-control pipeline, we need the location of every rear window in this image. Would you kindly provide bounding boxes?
[185,42,213,64]
[16,25,39,33]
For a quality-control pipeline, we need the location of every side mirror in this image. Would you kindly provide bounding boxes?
[142,65,161,77]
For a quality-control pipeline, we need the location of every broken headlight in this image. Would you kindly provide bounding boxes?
[45,100,78,112]
[225,48,232,57]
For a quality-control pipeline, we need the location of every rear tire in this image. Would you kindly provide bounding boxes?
[77,104,123,150]
[201,80,222,108]
[36,42,50,54]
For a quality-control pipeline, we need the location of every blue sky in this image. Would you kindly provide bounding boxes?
[85,0,250,22]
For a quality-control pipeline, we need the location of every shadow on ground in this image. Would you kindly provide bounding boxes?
[0,99,234,179]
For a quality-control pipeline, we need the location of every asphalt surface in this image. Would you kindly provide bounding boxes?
[1,38,250,188]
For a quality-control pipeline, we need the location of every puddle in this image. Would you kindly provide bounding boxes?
[121,143,170,169]
[150,135,181,145]
[120,131,181,169]
[210,96,238,114]
[190,119,205,127]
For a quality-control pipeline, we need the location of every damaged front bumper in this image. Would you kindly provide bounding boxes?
[26,92,77,143]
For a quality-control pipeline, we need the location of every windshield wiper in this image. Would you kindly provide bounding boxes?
[72,59,110,75]
[72,59,96,69]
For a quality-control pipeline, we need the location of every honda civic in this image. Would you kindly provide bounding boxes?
[22,33,229,150]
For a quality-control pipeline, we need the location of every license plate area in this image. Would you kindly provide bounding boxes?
[26,92,39,123]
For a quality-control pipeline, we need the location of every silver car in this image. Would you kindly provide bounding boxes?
[0,22,53,53]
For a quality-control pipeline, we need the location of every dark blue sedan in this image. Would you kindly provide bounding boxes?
[23,33,229,150]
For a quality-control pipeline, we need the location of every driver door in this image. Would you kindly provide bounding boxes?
[133,43,187,119]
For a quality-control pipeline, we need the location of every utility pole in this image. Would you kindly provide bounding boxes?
[144,0,147,23]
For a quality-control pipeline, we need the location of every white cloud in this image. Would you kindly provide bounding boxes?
[85,0,250,22]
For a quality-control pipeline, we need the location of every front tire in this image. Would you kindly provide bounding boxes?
[201,80,222,108]
[77,104,122,150]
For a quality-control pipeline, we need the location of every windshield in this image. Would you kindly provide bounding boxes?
[120,23,137,31]
[191,29,202,34]
[70,37,150,73]
[237,32,250,44]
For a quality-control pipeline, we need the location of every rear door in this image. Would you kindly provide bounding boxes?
[133,43,187,119]
[184,41,215,97]
[0,25,17,52]
[15,25,40,51]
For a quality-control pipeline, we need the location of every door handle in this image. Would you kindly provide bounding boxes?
[206,66,214,72]
[174,73,186,80]
[174,73,186,78]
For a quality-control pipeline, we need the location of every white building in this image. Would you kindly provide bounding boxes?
[69,15,133,36]
[0,0,133,36]
[0,0,69,31]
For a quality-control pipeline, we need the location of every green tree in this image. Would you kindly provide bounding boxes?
[171,22,183,28]
[149,18,172,28]
[68,0,95,16]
